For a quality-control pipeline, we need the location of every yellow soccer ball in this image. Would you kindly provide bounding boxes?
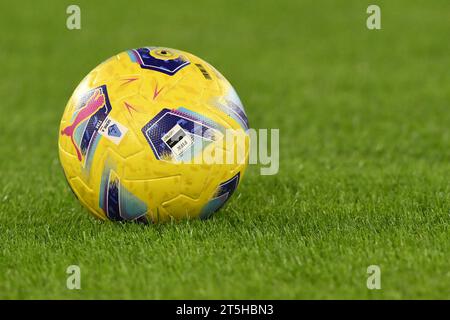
[58,47,249,223]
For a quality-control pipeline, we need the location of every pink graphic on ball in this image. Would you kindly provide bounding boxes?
[61,89,105,161]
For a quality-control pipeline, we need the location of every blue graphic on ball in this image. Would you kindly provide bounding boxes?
[108,124,122,137]
[129,47,190,75]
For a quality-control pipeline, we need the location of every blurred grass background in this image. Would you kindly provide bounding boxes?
[0,0,449,299]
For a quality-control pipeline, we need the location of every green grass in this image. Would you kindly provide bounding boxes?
[1,0,450,299]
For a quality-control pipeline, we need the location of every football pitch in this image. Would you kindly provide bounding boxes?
[0,0,449,299]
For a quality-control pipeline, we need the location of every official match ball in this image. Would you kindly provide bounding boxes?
[58,47,249,223]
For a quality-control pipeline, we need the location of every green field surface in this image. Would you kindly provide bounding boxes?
[0,0,449,299]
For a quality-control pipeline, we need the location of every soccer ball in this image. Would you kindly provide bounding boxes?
[58,47,249,223]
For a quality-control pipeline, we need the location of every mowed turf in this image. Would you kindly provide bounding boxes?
[0,0,449,299]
